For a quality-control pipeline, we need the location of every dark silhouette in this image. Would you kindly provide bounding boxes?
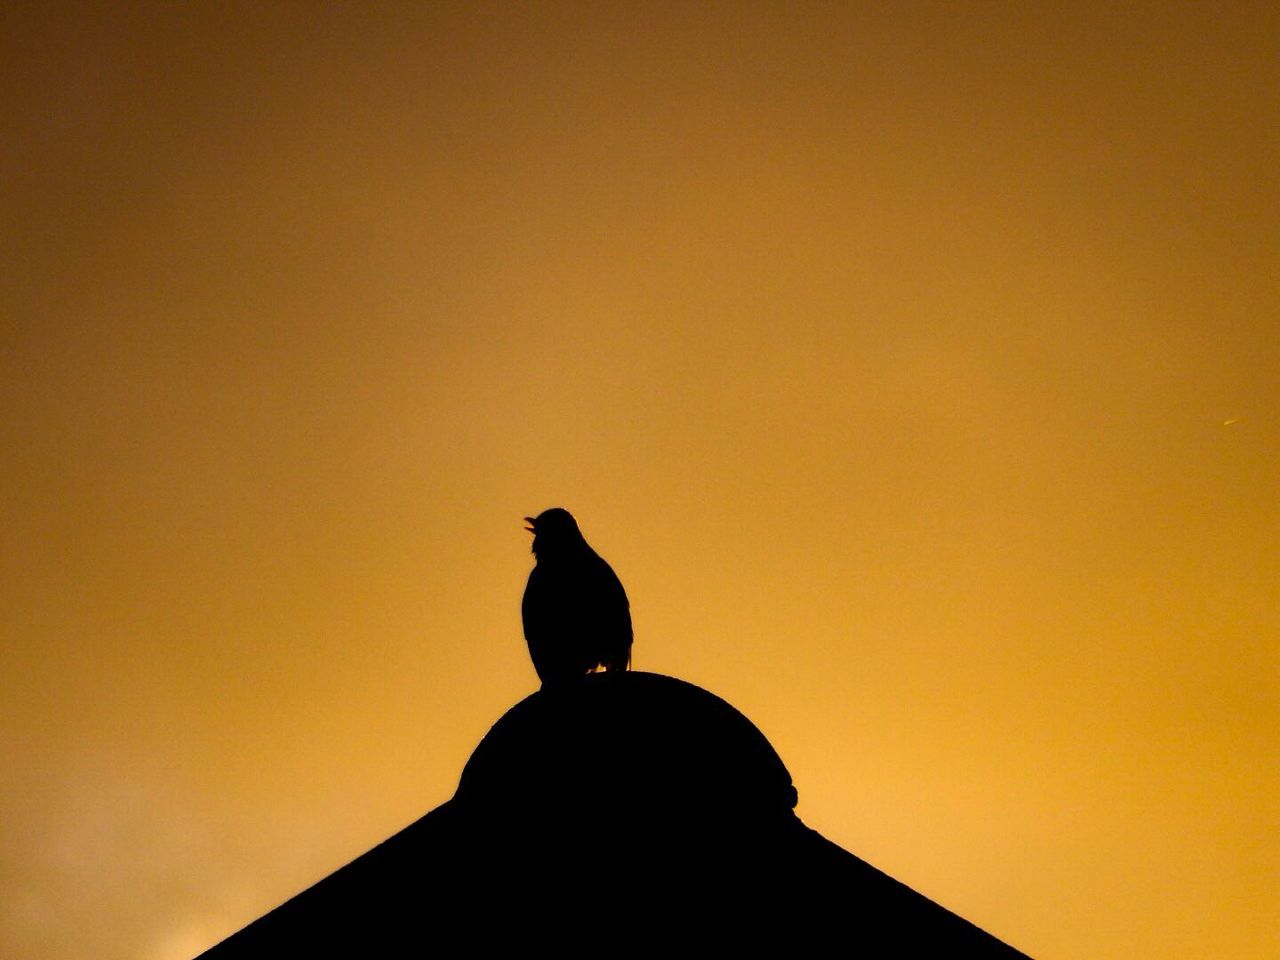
[199,673,1032,956]
[522,508,632,685]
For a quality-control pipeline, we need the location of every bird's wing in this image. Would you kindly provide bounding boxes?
[589,553,633,667]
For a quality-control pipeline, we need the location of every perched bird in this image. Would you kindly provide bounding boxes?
[522,508,632,687]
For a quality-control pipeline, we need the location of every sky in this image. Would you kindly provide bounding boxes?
[1,3,1276,958]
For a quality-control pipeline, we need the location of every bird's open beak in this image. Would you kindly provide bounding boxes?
[523,517,537,534]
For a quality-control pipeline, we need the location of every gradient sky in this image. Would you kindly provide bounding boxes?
[2,3,1276,958]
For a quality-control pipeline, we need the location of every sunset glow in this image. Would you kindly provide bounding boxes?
[2,4,1276,958]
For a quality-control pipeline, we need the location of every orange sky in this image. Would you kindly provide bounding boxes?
[2,3,1276,958]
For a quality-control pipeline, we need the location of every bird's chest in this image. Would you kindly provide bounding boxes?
[527,560,610,618]
[532,562,596,600]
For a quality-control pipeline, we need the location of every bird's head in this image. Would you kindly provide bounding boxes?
[524,507,583,557]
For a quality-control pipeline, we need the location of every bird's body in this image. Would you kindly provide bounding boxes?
[522,508,632,687]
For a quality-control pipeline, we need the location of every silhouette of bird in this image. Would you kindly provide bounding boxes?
[522,508,632,687]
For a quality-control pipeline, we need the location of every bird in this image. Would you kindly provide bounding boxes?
[522,508,632,687]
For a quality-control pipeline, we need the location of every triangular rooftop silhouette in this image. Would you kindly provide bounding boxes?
[199,672,1031,956]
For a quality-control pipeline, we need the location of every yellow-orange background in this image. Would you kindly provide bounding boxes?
[2,3,1276,958]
